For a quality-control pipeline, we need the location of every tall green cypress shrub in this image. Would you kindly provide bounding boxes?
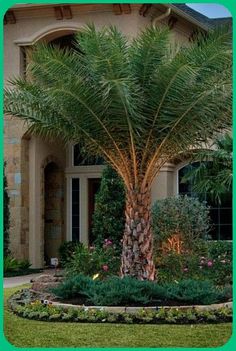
[92,166,125,248]
[4,163,10,257]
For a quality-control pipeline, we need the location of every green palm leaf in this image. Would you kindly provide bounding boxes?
[4,25,232,279]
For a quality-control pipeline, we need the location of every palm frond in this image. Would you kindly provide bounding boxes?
[4,24,232,193]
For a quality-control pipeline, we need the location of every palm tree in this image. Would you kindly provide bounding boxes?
[4,25,232,280]
[180,133,232,204]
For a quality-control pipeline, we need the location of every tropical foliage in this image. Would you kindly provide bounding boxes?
[4,256,32,276]
[4,25,232,279]
[180,133,232,203]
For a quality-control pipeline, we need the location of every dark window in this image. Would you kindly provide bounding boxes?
[72,178,80,241]
[73,144,104,166]
[178,163,232,240]
[20,47,27,78]
[49,34,79,51]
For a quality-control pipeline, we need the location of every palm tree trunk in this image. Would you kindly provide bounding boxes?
[121,188,155,280]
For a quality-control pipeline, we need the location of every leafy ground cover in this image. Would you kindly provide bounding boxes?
[52,275,229,306]
[4,256,42,277]
[4,286,232,348]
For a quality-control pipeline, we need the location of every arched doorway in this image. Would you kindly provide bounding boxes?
[44,162,64,265]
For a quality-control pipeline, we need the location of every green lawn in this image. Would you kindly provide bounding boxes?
[4,286,232,348]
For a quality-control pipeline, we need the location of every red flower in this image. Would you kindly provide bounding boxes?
[102,265,109,271]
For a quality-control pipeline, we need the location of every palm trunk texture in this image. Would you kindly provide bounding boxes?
[121,189,155,280]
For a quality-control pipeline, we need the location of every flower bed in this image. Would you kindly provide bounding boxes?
[8,288,232,324]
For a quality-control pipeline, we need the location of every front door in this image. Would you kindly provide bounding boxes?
[88,178,101,244]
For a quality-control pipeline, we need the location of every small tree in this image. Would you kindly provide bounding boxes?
[5,25,232,280]
[92,165,125,247]
[152,195,211,253]
[4,163,10,257]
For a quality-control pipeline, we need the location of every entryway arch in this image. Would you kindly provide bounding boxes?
[14,23,81,46]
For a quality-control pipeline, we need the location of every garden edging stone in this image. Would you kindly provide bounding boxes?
[50,301,232,313]
[8,287,232,314]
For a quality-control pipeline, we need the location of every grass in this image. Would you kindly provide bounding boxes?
[4,285,232,348]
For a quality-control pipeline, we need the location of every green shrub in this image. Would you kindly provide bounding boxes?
[52,275,228,306]
[65,243,120,279]
[4,256,31,274]
[58,241,81,267]
[52,274,94,300]
[206,240,232,260]
[86,277,166,306]
[203,241,232,285]
[152,195,211,251]
[18,259,31,270]
[92,165,125,247]
[156,241,232,286]
[164,279,226,305]
[4,257,20,273]
[156,252,202,284]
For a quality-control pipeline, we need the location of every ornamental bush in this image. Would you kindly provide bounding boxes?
[156,240,232,286]
[86,276,166,306]
[65,241,120,279]
[163,279,226,305]
[203,241,232,285]
[58,241,80,267]
[52,275,228,306]
[4,256,32,276]
[91,165,125,247]
[152,195,211,252]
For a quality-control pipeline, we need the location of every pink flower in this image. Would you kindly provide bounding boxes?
[104,239,113,246]
[183,267,188,272]
[102,265,109,271]
[200,259,205,265]
[207,260,213,267]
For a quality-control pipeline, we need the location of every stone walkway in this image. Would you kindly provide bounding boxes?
[4,269,57,288]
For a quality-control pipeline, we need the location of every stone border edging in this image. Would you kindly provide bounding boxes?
[50,300,232,313]
[7,288,232,324]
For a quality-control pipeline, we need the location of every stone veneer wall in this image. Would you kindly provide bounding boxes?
[4,115,28,259]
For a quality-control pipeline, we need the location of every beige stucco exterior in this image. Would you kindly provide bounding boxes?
[4,3,208,267]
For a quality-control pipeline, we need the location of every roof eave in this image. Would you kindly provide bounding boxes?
[163,3,210,31]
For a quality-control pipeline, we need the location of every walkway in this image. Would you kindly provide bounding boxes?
[4,269,57,288]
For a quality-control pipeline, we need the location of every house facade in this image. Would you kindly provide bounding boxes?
[4,3,232,268]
